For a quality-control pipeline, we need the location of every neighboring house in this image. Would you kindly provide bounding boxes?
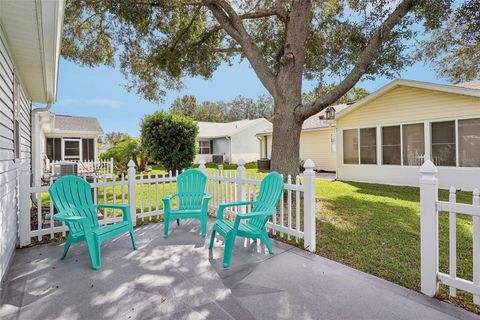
[34,112,103,181]
[0,1,64,284]
[336,79,480,190]
[195,118,272,164]
[258,104,352,172]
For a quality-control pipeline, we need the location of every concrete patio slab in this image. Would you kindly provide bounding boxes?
[0,219,478,320]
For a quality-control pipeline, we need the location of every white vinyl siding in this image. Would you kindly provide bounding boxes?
[0,31,32,283]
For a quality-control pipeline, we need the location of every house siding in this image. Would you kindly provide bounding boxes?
[261,129,337,172]
[0,30,32,283]
[337,86,480,128]
[230,120,271,163]
[336,86,480,190]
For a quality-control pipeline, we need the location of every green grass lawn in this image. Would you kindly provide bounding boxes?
[314,180,478,313]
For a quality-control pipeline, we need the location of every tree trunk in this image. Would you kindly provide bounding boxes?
[270,97,304,178]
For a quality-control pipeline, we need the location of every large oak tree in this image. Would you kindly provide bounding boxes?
[62,0,454,176]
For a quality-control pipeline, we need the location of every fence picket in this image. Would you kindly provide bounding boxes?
[474,189,480,304]
[448,187,457,297]
[37,193,42,241]
[140,173,145,221]
[296,175,301,240]
[155,173,159,218]
[49,176,54,239]
[287,175,292,240]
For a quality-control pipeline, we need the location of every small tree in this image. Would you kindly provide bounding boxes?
[100,135,149,173]
[141,112,198,173]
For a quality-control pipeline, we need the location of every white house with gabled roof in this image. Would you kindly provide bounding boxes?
[195,118,272,164]
[34,112,104,183]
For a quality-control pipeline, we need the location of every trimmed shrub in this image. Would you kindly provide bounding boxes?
[141,112,198,173]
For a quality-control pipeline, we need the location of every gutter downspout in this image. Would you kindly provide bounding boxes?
[31,103,53,186]
[226,136,232,164]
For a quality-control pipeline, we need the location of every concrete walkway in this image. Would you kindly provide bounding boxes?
[0,220,478,320]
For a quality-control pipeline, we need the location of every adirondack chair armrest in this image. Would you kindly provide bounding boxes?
[217,201,256,220]
[235,210,272,220]
[201,194,212,213]
[233,210,272,228]
[94,204,131,223]
[53,214,87,222]
[163,193,178,200]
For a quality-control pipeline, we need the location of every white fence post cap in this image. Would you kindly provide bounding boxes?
[237,158,245,166]
[304,159,315,171]
[127,160,136,168]
[420,160,437,174]
[198,158,206,165]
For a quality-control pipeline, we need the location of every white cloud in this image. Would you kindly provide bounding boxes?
[56,98,125,109]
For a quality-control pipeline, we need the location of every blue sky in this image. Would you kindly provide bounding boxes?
[51,58,447,136]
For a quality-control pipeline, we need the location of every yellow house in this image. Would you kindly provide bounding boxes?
[336,79,480,190]
[257,104,351,172]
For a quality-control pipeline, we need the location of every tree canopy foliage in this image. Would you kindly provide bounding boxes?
[169,94,274,122]
[140,112,198,172]
[63,0,456,175]
[418,0,480,83]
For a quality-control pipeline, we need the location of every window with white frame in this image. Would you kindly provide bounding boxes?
[360,128,376,164]
[402,123,425,166]
[63,139,81,160]
[382,125,401,165]
[431,121,456,167]
[198,140,211,155]
[459,118,480,167]
[343,129,358,164]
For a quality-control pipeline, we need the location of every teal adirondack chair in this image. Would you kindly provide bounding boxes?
[49,176,136,270]
[162,169,211,238]
[209,171,284,268]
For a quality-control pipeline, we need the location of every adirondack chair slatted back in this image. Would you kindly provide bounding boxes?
[177,169,207,210]
[249,172,284,228]
[49,176,99,234]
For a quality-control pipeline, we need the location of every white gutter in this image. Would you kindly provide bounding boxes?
[225,136,232,164]
[31,103,53,185]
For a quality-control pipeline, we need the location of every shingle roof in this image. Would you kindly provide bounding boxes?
[257,103,352,136]
[456,80,480,90]
[53,114,103,133]
[197,118,270,138]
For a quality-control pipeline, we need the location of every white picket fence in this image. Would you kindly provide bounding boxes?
[420,160,480,303]
[19,159,317,252]
[46,158,114,178]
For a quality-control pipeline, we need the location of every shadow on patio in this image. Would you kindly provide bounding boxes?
[0,219,477,320]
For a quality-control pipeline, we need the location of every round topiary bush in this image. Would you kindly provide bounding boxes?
[140,112,198,173]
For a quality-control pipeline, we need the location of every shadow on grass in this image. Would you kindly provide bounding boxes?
[312,181,478,314]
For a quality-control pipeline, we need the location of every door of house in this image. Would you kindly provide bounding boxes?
[63,139,81,161]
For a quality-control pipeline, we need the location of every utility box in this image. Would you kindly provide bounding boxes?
[257,159,271,171]
[212,154,224,164]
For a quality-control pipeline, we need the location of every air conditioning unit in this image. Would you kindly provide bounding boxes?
[58,162,78,176]
[212,154,224,164]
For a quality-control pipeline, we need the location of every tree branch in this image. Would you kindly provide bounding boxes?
[209,47,242,53]
[296,0,418,119]
[170,7,201,52]
[203,0,278,96]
